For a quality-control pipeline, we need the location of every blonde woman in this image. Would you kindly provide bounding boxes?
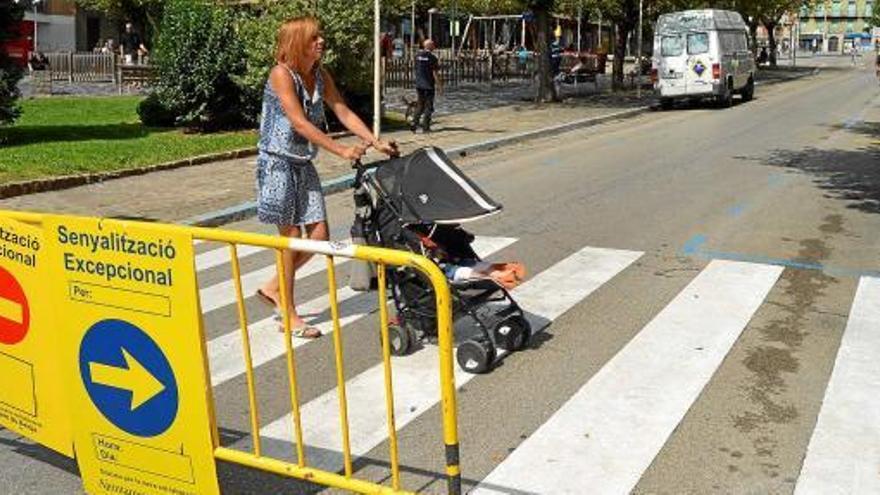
[256,16,398,337]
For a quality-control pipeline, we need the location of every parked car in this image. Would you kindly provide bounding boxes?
[652,9,755,109]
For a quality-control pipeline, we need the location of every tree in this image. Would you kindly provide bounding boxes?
[739,0,815,67]
[869,3,879,29]
[0,1,25,126]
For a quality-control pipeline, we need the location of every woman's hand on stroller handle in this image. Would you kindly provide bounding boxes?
[341,141,369,162]
[371,138,400,158]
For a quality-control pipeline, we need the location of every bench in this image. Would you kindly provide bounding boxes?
[557,53,607,89]
[117,64,156,94]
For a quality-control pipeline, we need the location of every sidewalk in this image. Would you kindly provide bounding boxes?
[0,82,650,224]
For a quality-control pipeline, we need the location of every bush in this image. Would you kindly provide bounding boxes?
[0,2,25,127]
[137,93,176,127]
[151,0,246,131]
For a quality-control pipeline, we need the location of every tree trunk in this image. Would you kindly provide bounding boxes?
[766,21,778,67]
[534,6,557,102]
[612,21,631,91]
[748,21,759,57]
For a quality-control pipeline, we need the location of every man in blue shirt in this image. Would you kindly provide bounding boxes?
[549,38,562,78]
[412,39,441,133]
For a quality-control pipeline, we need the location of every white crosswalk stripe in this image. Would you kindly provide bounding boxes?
[191,231,877,494]
[257,246,644,471]
[473,260,783,494]
[204,236,517,387]
[195,243,266,272]
[795,276,880,495]
[198,249,347,314]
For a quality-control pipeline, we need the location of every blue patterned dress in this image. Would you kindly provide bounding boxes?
[256,67,327,226]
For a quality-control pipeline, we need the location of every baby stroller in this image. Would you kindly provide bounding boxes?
[350,147,531,373]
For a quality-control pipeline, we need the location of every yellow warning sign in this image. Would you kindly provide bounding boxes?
[46,216,219,495]
[0,216,73,457]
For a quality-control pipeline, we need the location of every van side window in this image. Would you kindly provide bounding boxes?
[662,35,684,56]
[720,33,734,54]
[687,32,710,55]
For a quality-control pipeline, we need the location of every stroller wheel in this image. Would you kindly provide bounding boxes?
[388,324,413,356]
[494,316,531,351]
[457,340,495,374]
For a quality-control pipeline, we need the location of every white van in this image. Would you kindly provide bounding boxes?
[652,9,755,109]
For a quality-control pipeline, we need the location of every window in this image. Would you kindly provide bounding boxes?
[687,32,710,54]
[866,1,873,16]
[815,3,825,16]
[661,35,684,56]
[847,0,856,16]
[832,0,841,15]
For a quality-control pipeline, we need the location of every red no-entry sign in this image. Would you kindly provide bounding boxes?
[0,265,30,345]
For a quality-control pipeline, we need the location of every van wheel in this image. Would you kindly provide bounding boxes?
[660,98,674,110]
[741,78,755,102]
[716,87,733,108]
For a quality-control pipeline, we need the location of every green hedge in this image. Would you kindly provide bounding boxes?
[152,0,246,131]
[146,0,375,131]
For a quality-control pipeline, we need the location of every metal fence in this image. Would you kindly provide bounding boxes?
[384,50,607,89]
[40,52,117,83]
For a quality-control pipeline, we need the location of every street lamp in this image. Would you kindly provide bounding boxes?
[636,0,643,98]
[374,0,381,137]
[428,7,439,41]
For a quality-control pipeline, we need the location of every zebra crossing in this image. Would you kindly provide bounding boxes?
[191,227,880,494]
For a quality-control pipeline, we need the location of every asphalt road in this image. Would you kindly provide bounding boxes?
[2,57,879,494]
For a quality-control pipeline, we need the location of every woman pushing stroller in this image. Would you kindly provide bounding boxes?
[254,16,399,338]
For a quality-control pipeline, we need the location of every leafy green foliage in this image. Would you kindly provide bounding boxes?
[0,1,24,126]
[136,93,175,127]
[152,0,246,131]
[235,0,375,122]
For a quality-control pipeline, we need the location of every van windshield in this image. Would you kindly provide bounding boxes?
[687,32,710,54]
[661,35,684,56]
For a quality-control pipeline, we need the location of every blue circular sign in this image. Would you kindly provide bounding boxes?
[79,319,179,437]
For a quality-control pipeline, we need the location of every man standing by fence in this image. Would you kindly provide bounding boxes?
[120,22,148,65]
[411,39,441,133]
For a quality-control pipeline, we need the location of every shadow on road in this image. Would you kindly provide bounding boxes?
[761,119,880,214]
[0,432,80,477]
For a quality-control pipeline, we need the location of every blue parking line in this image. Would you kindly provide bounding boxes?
[681,241,880,279]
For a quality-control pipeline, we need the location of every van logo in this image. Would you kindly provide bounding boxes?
[693,60,706,76]
[419,193,430,204]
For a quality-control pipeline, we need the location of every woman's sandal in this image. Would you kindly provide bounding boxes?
[278,323,322,339]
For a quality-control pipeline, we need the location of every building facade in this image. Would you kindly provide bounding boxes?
[9,0,123,55]
[20,0,77,52]
[797,0,875,52]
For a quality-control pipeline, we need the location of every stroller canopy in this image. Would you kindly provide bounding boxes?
[375,147,502,224]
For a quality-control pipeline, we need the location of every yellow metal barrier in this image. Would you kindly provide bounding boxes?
[208,231,460,495]
[1,210,460,495]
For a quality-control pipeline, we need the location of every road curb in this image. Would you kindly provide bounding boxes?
[184,106,651,227]
[0,148,259,200]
